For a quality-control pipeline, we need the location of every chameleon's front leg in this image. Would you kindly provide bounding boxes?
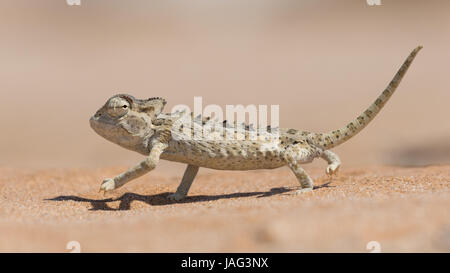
[99,142,167,194]
[167,164,200,201]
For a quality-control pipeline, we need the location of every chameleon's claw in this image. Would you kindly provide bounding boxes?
[99,178,116,195]
[98,188,106,197]
[326,164,340,176]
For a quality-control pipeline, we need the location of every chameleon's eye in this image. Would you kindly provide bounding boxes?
[105,98,130,117]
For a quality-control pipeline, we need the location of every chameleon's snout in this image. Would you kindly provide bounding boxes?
[89,110,104,127]
[89,112,103,133]
[89,114,97,126]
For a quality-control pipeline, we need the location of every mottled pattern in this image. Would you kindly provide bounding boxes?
[90,46,422,200]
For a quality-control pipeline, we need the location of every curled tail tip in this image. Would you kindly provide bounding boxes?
[414,45,423,53]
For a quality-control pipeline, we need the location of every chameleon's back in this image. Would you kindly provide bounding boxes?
[161,112,289,170]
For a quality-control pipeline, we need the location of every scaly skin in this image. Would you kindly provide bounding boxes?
[90,46,422,200]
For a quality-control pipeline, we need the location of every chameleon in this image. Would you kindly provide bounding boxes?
[90,46,422,200]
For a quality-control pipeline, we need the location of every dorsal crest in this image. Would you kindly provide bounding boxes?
[138,97,167,120]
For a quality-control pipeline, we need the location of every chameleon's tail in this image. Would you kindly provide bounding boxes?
[309,46,423,150]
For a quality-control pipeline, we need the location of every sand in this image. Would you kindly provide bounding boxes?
[1,1,449,253]
[0,165,449,252]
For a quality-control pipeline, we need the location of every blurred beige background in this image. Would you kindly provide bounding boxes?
[1,0,449,172]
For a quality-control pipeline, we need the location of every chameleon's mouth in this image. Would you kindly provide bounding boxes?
[89,114,130,141]
[89,115,102,135]
[89,115,114,137]
[89,115,96,126]
[90,113,119,128]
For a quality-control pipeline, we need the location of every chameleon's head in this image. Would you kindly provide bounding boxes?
[90,94,167,150]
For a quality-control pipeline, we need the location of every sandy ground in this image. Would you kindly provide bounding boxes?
[0,165,449,252]
[1,1,449,253]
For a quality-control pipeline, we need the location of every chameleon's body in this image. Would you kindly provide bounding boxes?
[90,46,422,200]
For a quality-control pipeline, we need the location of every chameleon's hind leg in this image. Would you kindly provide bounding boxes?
[320,150,341,176]
[284,152,314,194]
[167,164,199,201]
[284,146,317,194]
[288,163,314,194]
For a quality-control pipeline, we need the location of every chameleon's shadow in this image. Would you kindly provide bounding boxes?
[45,187,296,211]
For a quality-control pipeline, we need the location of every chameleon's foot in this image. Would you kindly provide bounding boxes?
[294,187,313,195]
[99,178,116,195]
[326,163,340,176]
[167,192,186,201]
